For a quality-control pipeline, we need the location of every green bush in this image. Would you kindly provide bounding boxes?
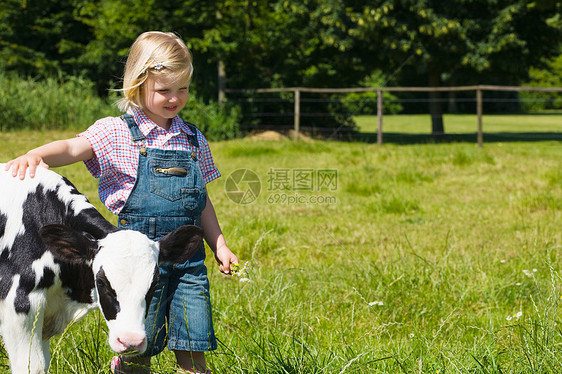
[0,74,118,131]
[181,97,241,141]
[520,54,562,112]
[342,70,403,115]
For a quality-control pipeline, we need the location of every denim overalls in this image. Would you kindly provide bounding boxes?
[118,114,217,354]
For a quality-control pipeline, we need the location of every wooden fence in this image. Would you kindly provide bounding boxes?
[224,85,562,147]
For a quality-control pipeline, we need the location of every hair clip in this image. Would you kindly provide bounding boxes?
[140,63,165,76]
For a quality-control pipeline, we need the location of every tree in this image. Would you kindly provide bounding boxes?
[0,0,92,77]
[351,0,562,134]
[62,0,230,98]
[67,0,182,94]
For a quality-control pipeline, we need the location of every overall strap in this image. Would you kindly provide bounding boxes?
[183,121,200,148]
[121,114,147,156]
[121,114,146,142]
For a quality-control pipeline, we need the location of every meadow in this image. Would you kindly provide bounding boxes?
[0,126,561,373]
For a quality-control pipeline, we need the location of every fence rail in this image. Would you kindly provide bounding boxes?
[224,85,562,147]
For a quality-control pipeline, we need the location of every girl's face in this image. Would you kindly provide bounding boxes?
[141,74,189,129]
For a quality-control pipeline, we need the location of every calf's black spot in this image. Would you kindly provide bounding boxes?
[96,267,120,321]
[58,262,94,304]
[37,268,55,289]
[14,271,36,314]
[0,211,7,238]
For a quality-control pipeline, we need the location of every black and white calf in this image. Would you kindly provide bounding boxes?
[0,165,203,374]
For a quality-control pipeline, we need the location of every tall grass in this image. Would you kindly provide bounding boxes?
[0,132,560,373]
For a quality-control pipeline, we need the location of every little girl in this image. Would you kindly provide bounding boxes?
[6,31,237,374]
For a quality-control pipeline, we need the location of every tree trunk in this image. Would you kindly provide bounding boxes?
[217,8,226,105]
[218,59,226,105]
[428,67,444,135]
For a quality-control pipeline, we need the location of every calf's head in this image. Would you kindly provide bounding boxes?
[39,224,203,354]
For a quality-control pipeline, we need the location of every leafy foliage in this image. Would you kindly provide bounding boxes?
[341,71,403,115]
[350,1,561,84]
[182,97,241,141]
[0,0,92,77]
[520,53,562,112]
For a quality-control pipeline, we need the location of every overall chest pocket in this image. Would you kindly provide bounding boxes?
[149,159,194,201]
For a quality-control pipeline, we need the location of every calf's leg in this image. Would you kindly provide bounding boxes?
[0,294,49,374]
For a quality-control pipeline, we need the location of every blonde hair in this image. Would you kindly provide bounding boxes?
[117,31,193,112]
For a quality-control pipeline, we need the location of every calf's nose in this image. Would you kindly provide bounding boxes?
[116,332,147,353]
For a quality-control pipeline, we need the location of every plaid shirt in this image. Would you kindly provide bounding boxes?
[79,108,220,215]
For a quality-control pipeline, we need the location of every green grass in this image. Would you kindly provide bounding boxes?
[0,131,561,373]
[355,114,562,134]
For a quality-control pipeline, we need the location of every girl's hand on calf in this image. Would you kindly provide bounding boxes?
[5,154,49,180]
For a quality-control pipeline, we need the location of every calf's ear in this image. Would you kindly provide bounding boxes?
[158,225,204,265]
[40,224,99,264]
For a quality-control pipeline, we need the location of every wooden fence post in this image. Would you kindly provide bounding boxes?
[476,88,483,148]
[294,89,300,140]
[377,89,383,146]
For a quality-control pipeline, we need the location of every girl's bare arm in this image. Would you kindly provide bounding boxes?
[201,194,238,274]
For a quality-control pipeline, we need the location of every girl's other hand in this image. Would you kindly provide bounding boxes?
[5,154,50,180]
[215,245,239,275]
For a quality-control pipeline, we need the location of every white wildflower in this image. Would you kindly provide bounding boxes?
[230,261,251,281]
[507,311,523,321]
